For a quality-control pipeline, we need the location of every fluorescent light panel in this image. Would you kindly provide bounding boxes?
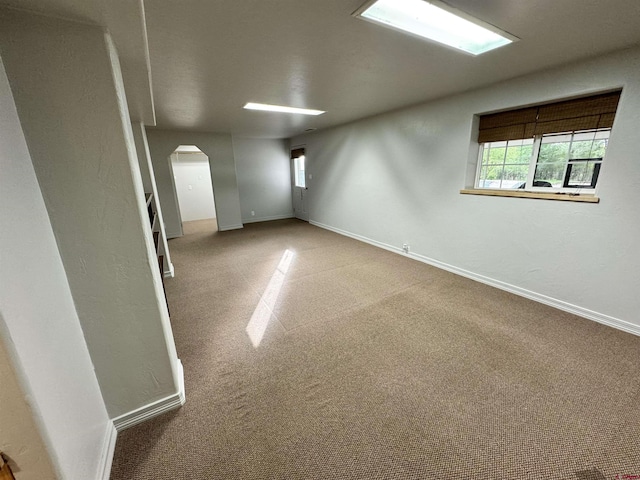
[355,0,516,55]
[244,102,325,116]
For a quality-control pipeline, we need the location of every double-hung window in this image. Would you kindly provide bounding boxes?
[475,91,621,194]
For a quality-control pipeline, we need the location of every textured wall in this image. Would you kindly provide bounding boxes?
[0,10,181,419]
[0,51,111,479]
[291,46,640,331]
[233,137,294,223]
[146,129,243,235]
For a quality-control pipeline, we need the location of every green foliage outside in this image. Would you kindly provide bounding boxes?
[480,143,532,183]
[479,132,608,188]
[535,137,606,186]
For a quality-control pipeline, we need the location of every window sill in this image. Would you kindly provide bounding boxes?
[460,188,599,203]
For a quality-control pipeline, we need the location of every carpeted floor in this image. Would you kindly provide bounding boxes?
[110,218,640,479]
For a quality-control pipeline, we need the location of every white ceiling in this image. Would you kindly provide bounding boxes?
[3,0,640,138]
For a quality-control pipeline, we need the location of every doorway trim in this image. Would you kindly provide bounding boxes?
[168,145,220,233]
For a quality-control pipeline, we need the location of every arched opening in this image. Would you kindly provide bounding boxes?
[169,145,218,234]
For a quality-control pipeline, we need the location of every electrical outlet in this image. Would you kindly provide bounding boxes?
[251,210,255,216]
[402,243,410,253]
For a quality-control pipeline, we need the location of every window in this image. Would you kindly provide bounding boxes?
[536,129,608,189]
[292,148,306,188]
[477,129,610,191]
[478,138,533,189]
[475,91,620,194]
[294,156,306,188]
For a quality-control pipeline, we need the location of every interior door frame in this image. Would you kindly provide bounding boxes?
[168,146,220,234]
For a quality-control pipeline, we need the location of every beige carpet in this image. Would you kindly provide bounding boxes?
[110,218,640,479]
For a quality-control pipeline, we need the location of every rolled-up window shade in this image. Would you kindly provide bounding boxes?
[478,90,621,143]
[291,148,305,159]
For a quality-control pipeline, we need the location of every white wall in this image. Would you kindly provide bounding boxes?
[0,54,111,479]
[233,137,294,223]
[146,129,243,235]
[291,46,640,334]
[0,10,182,419]
[170,152,217,221]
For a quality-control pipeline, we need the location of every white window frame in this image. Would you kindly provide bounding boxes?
[475,128,610,194]
[294,155,306,188]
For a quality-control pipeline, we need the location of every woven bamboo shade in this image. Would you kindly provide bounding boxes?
[291,148,305,159]
[478,91,621,143]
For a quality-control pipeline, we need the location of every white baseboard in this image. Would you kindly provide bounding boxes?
[97,422,117,480]
[112,360,186,432]
[242,213,295,224]
[219,224,244,232]
[176,358,186,405]
[310,221,402,257]
[164,262,175,278]
[310,220,640,337]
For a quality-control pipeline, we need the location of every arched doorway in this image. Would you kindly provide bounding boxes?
[169,145,218,233]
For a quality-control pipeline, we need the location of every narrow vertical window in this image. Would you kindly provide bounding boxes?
[292,149,306,188]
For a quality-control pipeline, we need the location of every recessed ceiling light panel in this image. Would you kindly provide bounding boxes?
[354,0,517,55]
[243,102,325,116]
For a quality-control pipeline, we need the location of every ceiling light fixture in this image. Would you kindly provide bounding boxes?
[243,102,325,116]
[353,0,517,56]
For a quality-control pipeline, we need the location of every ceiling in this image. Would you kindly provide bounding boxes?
[3,0,640,138]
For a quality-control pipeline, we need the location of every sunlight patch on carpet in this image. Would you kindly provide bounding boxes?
[246,249,295,347]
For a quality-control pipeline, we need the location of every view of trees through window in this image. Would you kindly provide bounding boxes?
[535,130,608,188]
[479,139,532,189]
[477,129,609,190]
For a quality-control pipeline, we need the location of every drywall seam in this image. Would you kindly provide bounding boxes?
[310,220,640,338]
[242,214,295,224]
[111,360,185,431]
[97,423,117,480]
